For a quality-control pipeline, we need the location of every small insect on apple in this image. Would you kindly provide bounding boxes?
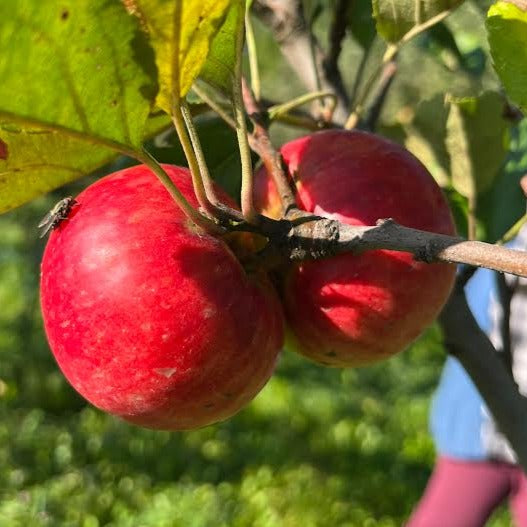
[38,197,77,238]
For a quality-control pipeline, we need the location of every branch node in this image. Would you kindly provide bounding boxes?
[376,217,396,228]
[289,217,340,261]
[415,241,437,264]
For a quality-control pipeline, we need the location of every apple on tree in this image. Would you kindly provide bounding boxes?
[40,130,457,430]
[40,164,284,431]
[255,129,457,367]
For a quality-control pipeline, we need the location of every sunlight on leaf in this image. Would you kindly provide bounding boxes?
[487,1,527,113]
[445,92,510,199]
[0,0,162,213]
[372,0,465,43]
[401,95,451,187]
[199,1,244,97]
[126,0,232,113]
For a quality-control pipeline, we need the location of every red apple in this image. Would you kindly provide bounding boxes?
[255,130,456,367]
[40,164,284,430]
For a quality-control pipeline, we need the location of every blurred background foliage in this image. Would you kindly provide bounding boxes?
[1,0,526,525]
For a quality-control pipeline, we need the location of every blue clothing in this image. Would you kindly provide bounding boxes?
[430,267,495,460]
[431,229,527,461]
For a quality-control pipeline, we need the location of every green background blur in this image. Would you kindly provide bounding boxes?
[1,1,525,525]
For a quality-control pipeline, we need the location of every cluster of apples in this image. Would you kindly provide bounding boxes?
[40,130,456,430]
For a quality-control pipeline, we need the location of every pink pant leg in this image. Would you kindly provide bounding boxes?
[406,456,511,527]
[510,468,527,526]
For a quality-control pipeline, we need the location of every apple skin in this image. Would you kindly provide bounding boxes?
[40,164,284,430]
[254,130,456,367]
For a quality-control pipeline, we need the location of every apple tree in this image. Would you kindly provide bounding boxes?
[2,0,527,500]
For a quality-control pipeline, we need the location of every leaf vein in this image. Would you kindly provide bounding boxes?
[0,111,136,157]
[0,163,84,177]
[10,13,92,134]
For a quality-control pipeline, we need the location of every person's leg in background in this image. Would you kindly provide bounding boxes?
[510,467,527,526]
[406,456,510,527]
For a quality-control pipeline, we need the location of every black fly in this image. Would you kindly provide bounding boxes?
[38,197,77,238]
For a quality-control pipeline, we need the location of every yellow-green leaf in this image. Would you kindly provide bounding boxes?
[0,0,162,214]
[200,1,244,97]
[127,0,232,112]
[487,1,527,112]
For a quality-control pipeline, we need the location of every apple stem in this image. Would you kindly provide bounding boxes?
[171,104,218,218]
[233,9,258,223]
[181,102,244,223]
[167,0,230,225]
[137,149,224,234]
[180,102,219,203]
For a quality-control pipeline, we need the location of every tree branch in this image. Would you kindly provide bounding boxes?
[439,283,527,473]
[230,213,527,278]
[262,217,527,278]
[324,0,351,103]
[242,78,299,217]
[363,59,398,132]
[252,0,350,124]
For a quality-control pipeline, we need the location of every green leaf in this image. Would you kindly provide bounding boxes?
[445,91,510,199]
[0,0,160,214]
[487,1,527,112]
[199,1,244,96]
[372,0,465,43]
[348,0,377,49]
[128,0,232,112]
[478,119,527,242]
[0,112,171,215]
[402,95,450,187]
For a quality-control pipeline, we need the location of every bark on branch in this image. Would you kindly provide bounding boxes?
[333,219,527,276]
[252,216,527,278]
